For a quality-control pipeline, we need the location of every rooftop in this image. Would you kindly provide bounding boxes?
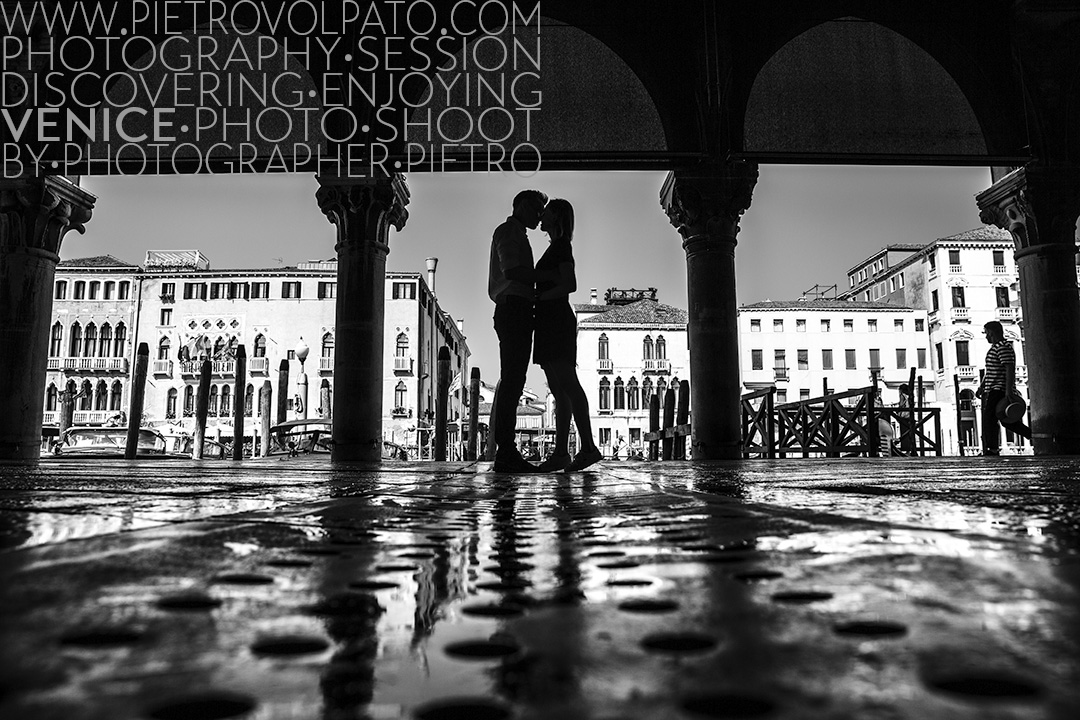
[578,299,689,326]
[741,299,915,311]
[57,255,137,268]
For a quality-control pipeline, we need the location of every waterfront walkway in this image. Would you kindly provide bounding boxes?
[1,457,1078,719]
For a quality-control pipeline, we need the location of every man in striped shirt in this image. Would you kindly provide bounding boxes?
[975,321,1031,455]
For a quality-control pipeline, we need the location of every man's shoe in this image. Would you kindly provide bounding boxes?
[494,453,539,473]
[537,453,572,472]
[565,447,603,472]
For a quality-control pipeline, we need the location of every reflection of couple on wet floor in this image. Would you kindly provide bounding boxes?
[488,190,603,474]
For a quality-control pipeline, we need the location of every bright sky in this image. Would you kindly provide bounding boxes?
[76,166,992,392]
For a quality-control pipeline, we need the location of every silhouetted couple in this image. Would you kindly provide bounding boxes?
[488,190,602,474]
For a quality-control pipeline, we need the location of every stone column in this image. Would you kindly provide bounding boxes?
[660,161,758,460]
[317,175,409,461]
[977,165,1080,455]
[0,176,94,460]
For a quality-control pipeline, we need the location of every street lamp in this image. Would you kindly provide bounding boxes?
[295,337,310,420]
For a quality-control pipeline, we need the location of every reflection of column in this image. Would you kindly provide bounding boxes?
[977,166,1080,454]
[0,177,94,460]
[317,175,409,461]
[660,161,758,460]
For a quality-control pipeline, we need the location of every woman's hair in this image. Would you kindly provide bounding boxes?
[547,198,575,242]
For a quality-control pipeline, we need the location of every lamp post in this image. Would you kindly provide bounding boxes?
[295,337,309,420]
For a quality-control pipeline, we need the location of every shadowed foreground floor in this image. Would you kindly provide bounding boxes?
[1,457,1079,719]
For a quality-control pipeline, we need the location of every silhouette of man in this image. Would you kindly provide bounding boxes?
[975,321,1031,455]
[488,189,547,472]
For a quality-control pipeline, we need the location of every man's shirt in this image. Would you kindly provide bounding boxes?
[984,339,1016,391]
[488,215,534,303]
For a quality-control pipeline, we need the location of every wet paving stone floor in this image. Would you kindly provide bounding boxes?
[1,456,1079,719]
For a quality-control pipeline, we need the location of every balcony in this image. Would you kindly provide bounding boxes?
[956,365,977,380]
[248,357,269,374]
[72,410,115,425]
[950,306,970,322]
[643,358,671,374]
[773,367,788,381]
[42,411,58,426]
[180,360,235,377]
[152,360,173,377]
[160,293,175,304]
[949,264,963,274]
[319,357,334,374]
[996,307,1017,322]
[51,357,129,373]
[993,265,1009,274]
[47,358,60,370]
[597,358,613,372]
[391,406,412,418]
[394,356,413,374]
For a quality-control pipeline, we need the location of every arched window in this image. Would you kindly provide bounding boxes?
[254,334,266,358]
[598,333,609,360]
[158,336,171,360]
[220,385,231,416]
[46,384,58,411]
[670,377,680,406]
[599,377,610,410]
[88,281,100,300]
[641,378,653,408]
[69,322,83,357]
[83,323,97,357]
[113,323,127,357]
[49,322,63,356]
[110,381,122,411]
[103,281,114,300]
[245,384,254,416]
[73,281,85,299]
[184,386,194,414]
[642,335,654,360]
[396,333,409,357]
[394,381,407,409]
[209,385,219,414]
[656,335,667,359]
[98,324,112,357]
[79,380,92,410]
[322,332,334,358]
[614,377,625,410]
[657,378,668,409]
[94,380,108,410]
[166,388,178,417]
[55,280,67,300]
[627,377,639,411]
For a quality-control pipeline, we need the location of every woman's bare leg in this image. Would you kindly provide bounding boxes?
[550,361,597,451]
[543,364,572,455]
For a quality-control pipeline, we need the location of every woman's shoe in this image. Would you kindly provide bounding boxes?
[538,453,572,472]
[565,446,603,472]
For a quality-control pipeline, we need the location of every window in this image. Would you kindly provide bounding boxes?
[993,250,1005,268]
[46,384,57,411]
[956,340,970,366]
[797,349,808,370]
[915,319,925,332]
[79,380,92,410]
[951,286,965,308]
[598,334,609,360]
[894,319,903,332]
[599,428,611,447]
[318,282,336,299]
[630,428,641,446]
[935,343,944,369]
[69,322,83,356]
[773,319,783,332]
[394,333,409,358]
[918,348,927,369]
[843,319,853,332]
[845,349,857,370]
[751,349,763,370]
[184,282,208,300]
[220,385,231,416]
[99,324,112,358]
[103,282,114,299]
[614,377,625,410]
[996,287,1010,308]
[287,350,296,360]
[113,323,126,357]
[896,348,907,369]
[800,389,810,401]
[822,349,833,370]
[394,381,407,409]
[118,281,130,300]
[230,282,248,299]
[928,254,937,271]
[166,389,177,417]
[821,319,830,332]
[889,277,896,293]
[281,281,301,299]
[160,308,172,326]
[627,378,639,410]
[796,319,806,332]
[210,282,229,299]
[94,380,107,410]
[948,249,961,266]
[656,378,667,408]
[254,334,267,358]
[245,385,254,416]
[641,378,653,408]
[250,282,270,299]
[88,281,99,300]
[55,281,67,299]
[868,319,877,332]
[184,385,194,414]
[160,282,175,300]
[869,349,881,369]
[774,350,786,373]
[750,319,761,332]
[208,385,219,415]
[776,389,787,404]
[392,282,416,300]
[599,378,610,410]
[321,332,334,359]
[158,337,171,360]
[74,281,85,299]
[931,290,939,311]
[50,322,63,356]
[642,335,654,359]
[84,323,97,357]
[110,381,122,411]
[656,336,666,359]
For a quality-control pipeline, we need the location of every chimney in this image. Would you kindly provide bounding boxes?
[457,318,464,333]
[425,257,438,295]
[590,288,598,304]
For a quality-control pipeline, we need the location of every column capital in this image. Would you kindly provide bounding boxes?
[976,165,1080,250]
[0,176,95,258]
[316,174,410,254]
[660,160,758,251]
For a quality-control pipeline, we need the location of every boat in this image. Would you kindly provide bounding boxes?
[267,419,407,460]
[50,426,171,458]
